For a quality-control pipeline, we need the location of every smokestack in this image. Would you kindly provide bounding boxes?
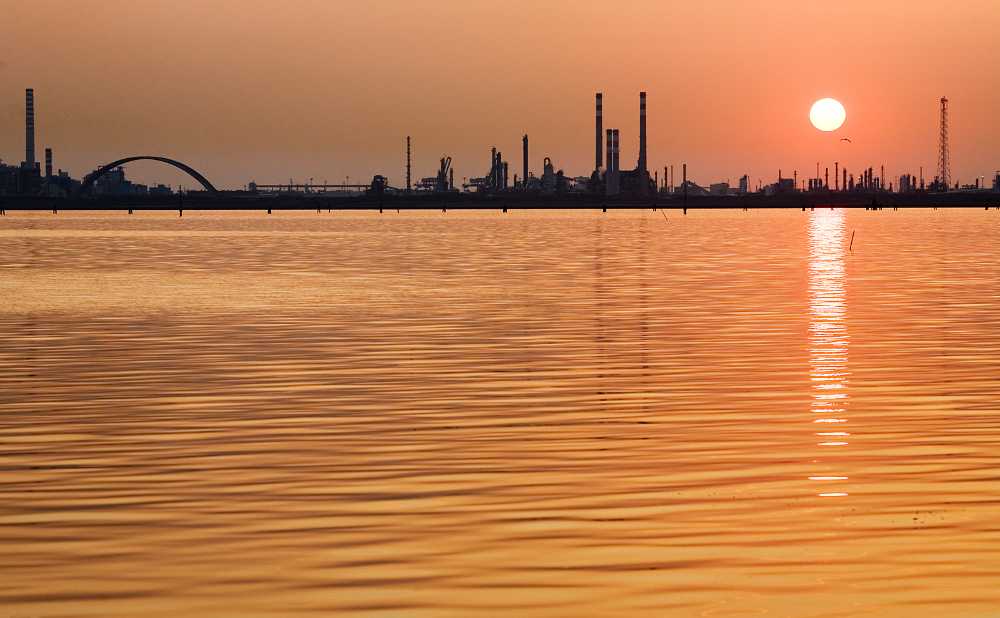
[614,129,622,172]
[638,91,647,172]
[25,88,35,167]
[491,147,497,188]
[45,148,52,179]
[682,163,688,202]
[522,134,529,189]
[834,162,839,191]
[595,93,603,170]
[606,129,613,174]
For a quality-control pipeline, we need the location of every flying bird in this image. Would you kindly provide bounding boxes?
[840,138,853,143]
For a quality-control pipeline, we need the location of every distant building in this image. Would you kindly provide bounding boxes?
[42,169,81,197]
[768,178,795,195]
[540,157,566,193]
[738,175,749,195]
[149,184,173,196]
[0,161,20,195]
[899,174,916,193]
[993,172,1000,192]
[92,166,148,196]
[709,182,729,196]
[676,180,708,196]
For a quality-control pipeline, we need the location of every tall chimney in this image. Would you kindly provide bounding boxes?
[595,93,603,170]
[25,88,36,167]
[45,148,52,179]
[491,147,497,188]
[614,129,622,172]
[638,91,647,172]
[522,134,529,189]
[606,129,614,174]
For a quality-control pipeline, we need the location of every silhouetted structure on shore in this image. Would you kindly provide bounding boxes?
[2,88,997,203]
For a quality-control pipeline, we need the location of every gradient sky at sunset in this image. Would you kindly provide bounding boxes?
[3,0,999,189]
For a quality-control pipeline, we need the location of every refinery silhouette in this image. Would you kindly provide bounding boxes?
[2,87,998,213]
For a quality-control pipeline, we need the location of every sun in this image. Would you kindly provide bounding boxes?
[810,98,847,132]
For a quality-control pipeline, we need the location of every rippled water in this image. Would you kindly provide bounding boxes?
[2,209,1000,617]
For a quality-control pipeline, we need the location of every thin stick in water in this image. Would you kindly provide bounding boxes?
[849,230,855,252]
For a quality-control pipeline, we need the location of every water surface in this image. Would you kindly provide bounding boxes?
[2,209,1000,616]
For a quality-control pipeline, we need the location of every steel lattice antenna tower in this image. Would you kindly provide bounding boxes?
[406,136,412,192]
[937,97,950,189]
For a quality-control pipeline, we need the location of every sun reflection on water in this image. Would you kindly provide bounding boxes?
[808,209,850,497]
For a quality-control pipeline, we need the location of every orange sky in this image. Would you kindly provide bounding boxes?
[2,0,999,189]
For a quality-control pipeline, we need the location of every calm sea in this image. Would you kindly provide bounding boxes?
[2,209,1000,616]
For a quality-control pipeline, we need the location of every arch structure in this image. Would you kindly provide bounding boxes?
[79,156,219,195]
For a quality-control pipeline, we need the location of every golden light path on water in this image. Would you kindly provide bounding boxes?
[4,209,1000,616]
[808,209,850,498]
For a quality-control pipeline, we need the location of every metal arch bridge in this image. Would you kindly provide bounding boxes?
[79,156,219,195]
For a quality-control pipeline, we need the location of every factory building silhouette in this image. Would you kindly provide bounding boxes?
[590,91,655,197]
[2,86,998,203]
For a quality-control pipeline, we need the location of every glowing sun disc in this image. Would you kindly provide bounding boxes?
[810,98,847,132]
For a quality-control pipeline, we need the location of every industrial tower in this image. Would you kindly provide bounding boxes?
[406,136,412,192]
[25,88,36,168]
[937,97,950,190]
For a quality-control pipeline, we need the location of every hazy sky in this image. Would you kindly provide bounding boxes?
[2,0,999,189]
